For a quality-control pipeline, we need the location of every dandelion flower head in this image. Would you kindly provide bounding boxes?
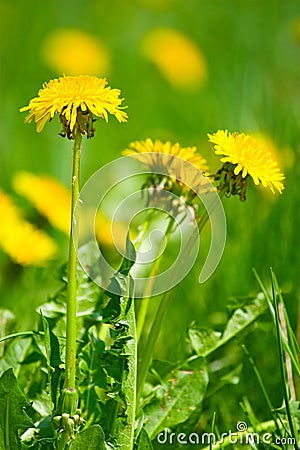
[123,138,209,207]
[123,138,208,174]
[208,130,285,194]
[20,75,127,139]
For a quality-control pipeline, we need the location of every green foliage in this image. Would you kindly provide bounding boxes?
[1,256,300,450]
[135,428,153,450]
[0,368,33,450]
[188,294,268,357]
[68,425,106,450]
[0,235,138,449]
[143,357,208,439]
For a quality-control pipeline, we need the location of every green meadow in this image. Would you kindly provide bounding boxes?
[1,0,300,448]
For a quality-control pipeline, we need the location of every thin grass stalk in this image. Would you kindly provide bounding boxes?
[242,345,283,438]
[271,269,299,450]
[253,269,300,378]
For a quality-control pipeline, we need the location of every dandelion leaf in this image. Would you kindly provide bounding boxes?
[0,368,33,449]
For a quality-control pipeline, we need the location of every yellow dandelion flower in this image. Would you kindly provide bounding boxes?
[20,75,127,138]
[13,172,71,234]
[123,138,208,173]
[123,138,209,208]
[141,28,207,89]
[41,29,110,76]
[208,130,285,194]
[0,189,57,266]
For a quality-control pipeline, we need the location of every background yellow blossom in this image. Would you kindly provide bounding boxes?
[0,189,57,266]
[41,28,110,76]
[140,28,208,89]
[13,172,71,234]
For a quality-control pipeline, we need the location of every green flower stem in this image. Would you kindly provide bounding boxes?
[136,209,211,406]
[136,216,175,404]
[134,218,152,341]
[137,289,172,404]
[138,216,175,347]
[64,129,82,390]
[136,220,171,342]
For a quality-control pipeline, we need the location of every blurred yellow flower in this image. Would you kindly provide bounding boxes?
[293,18,300,46]
[141,28,207,89]
[208,130,285,194]
[13,172,71,234]
[20,75,127,138]
[95,212,127,252]
[0,189,57,266]
[252,132,295,169]
[41,28,110,76]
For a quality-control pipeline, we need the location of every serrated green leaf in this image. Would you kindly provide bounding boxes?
[114,298,136,450]
[78,328,106,423]
[0,368,34,450]
[144,358,208,439]
[41,255,103,321]
[68,425,106,450]
[79,234,137,447]
[136,427,154,450]
[104,235,135,322]
[107,273,132,300]
[104,233,136,306]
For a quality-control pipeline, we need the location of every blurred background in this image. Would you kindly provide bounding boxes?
[1,0,300,435]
